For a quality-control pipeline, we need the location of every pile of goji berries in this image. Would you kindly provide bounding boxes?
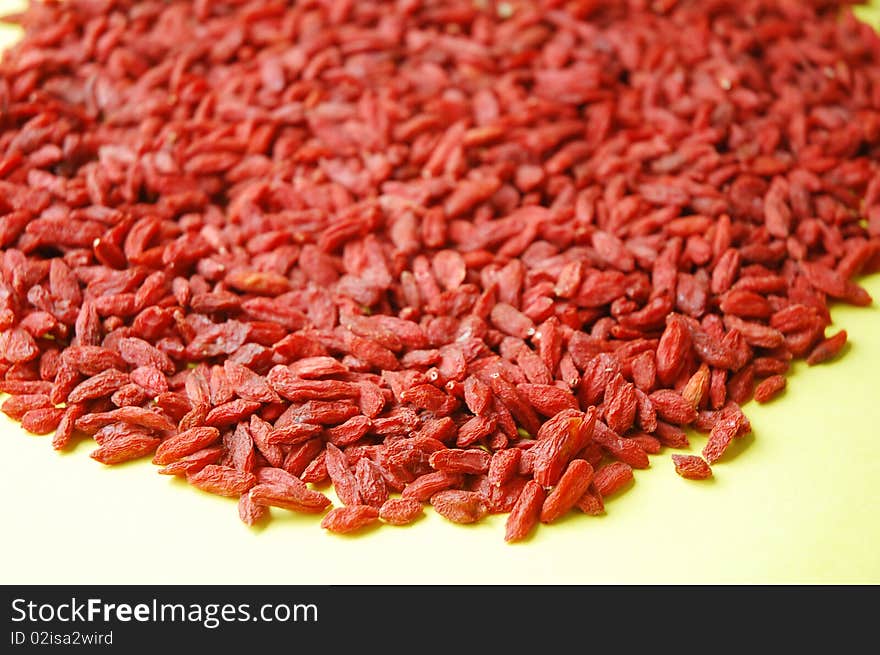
[0,0,878,541]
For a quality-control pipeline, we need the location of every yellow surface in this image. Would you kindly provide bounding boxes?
[1,2,879,585]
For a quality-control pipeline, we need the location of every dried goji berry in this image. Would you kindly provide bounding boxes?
[671,455,713,480]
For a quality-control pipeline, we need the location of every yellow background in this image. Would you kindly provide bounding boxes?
[0,1,879,584]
